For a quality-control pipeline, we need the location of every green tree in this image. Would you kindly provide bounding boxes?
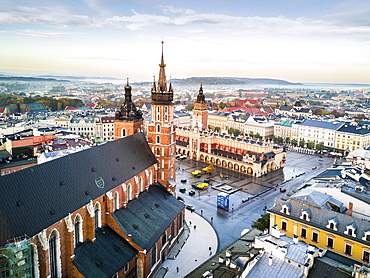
[251,213,270,231]
[316,142,325,151]
[185,103,194,110]
[291,139,298,146]
[254,133,261,139]
[285,137,291,144]
[299,139,305,147]
[214,127,221,132]
[307,141,315,149]
[219,102,227,109]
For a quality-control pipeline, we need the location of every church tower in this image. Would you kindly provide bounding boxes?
[147,41,176,191]
[192,84,209,130]
[114,78,143,139]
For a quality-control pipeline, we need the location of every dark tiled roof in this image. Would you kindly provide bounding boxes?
[0,132,157,245]
[73,225,137,278]
[112,183,184,250]
[308,258,352,278]
[337,125,370,135]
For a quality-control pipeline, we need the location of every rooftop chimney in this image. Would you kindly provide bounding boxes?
[348,202,353,216]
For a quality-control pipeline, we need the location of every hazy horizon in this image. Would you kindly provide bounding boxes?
[1,0,370,84]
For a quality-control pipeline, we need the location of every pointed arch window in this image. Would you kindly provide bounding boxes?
[156,135,160,144]
[49,230,60,278]
[149,170,153,185]
[74,215,83,246]
[156,124,161,133]
[127,184,132,200]
[94,202,101,229]
[113,192,119,211]
[121,128,126,137]
[151,244,157,268]
[139,177,143,192]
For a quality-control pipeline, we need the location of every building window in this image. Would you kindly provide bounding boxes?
[139,177,143,192]
[300,227,307,239]
[49,230,60,278]
[124,263,129,272]
[149,170,152,185]
[157,124,161,132]
[330,223,334,229]
[151,244,157,268]
[74,215,83,246]
[112,273,118,278]
[113,192,119,211]
[363,250,370,263]
[162,232,167,247]
[348,228,353,236]
[156,135,160,144]
[345,243,352,256]
[327,237,334,249]
[94,202,101,229]
[281,220,287,231]
[312,231,318,243]
[121,128,126,137]
[127,184,132,200]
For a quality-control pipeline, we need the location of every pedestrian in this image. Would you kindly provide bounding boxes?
[176,267,179,273]
[210,251,212,256]
[189,221,192,225]
[209,246,212,251]
[211,217,213,223]
[194,225,196,229]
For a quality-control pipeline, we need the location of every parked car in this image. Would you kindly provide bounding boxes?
[186,204,195,212]
[280,188,286,193]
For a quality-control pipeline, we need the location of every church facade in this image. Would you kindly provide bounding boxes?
[0,44,184,278]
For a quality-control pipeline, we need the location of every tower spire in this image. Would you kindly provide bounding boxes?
[158,41,167,92]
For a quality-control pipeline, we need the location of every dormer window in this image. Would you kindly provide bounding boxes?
[362,231,370,241]
[281,203,291,215]
[300,209,311,222]
[344,223,357,238]
[326,217,338,231]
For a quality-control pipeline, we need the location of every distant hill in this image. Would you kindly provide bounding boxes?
[37,75,120,81]
[171,77,302,86]
[0,76,70,82]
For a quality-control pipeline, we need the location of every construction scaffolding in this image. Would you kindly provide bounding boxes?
[0,239,32,278]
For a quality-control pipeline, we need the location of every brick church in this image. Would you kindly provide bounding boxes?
[0,43,184,278]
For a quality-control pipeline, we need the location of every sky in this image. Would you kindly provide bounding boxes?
[0,0,370,84]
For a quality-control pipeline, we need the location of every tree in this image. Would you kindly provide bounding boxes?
[307,141,315,149]
[299,139,305,147]
[291,139,298,146]
[214,127,221,132]
[254,133,261,139]
[251,213,270,231]
[219,102,227,109]
[185,103,194,110]
[316,142,325,151]
[285,137,291,144]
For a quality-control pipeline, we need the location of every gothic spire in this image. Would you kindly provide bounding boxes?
[151,75,156,92]
[157,41,167,92]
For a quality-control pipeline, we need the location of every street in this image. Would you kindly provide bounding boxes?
[175,151,333,250]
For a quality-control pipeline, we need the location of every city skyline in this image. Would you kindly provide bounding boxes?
[1,0,370,84]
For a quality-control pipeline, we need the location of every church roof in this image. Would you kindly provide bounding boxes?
[73,225,137,278]
[112,183,184,250]
[0,132,157,245]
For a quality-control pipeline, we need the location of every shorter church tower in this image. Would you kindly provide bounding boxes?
[147,42,176,191]
[114,79,143,139]
[192,84,209,130]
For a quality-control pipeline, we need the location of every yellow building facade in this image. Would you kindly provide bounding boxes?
[268,189,370,264]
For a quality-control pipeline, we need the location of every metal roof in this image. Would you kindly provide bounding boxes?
[73,225,137,278]
[298,119,343,130]
[112,183,184,251]
[0,132,157,245]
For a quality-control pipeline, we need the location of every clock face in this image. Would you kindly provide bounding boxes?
[95,177,105,189]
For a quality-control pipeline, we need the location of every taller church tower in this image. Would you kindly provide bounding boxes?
[192,84,209,130]
[114,79,143,139]
[147,41,176,192]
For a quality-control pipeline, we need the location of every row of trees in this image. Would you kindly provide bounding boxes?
[272,136,325,150]
[0,93,84,111]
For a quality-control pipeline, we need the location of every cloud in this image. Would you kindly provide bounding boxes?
[0,3,369,40]
[14,29,67,37]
